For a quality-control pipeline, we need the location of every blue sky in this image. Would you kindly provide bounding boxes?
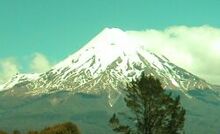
[1,0,220,61]
[0,0,220,84]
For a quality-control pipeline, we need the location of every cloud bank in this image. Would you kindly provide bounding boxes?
[0,53,52,84]
[30,53,51,73]
[127,25,220,85]
[0,58,20,84]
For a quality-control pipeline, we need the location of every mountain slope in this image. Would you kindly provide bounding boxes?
[0,73,39,91]
[0,28,212,97]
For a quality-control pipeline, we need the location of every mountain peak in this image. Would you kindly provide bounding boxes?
[53,27,138,70]
[87,27,134,48]
[101,27,125,33]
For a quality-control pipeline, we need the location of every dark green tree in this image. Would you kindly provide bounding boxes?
[109,72,185,134]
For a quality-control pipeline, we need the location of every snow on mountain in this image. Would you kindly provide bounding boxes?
[0,28,212,97]
[53,28,136,71]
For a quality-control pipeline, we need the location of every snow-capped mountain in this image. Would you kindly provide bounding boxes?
[0,28,212,97]
[0,28,219,134]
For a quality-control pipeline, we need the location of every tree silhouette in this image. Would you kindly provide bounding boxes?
[109,72,185,134]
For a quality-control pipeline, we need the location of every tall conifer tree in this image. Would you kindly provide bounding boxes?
[109,72,185,134]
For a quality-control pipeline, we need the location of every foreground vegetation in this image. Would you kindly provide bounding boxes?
[0,122,80,134]
[109,73,186,134]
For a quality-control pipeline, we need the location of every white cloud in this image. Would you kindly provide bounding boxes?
[0,58,20,84]
[30,53,51,73]
[0,53,52,84]
[127,25,220,85]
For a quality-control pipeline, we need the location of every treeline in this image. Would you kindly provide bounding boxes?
[0,122,80,134]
